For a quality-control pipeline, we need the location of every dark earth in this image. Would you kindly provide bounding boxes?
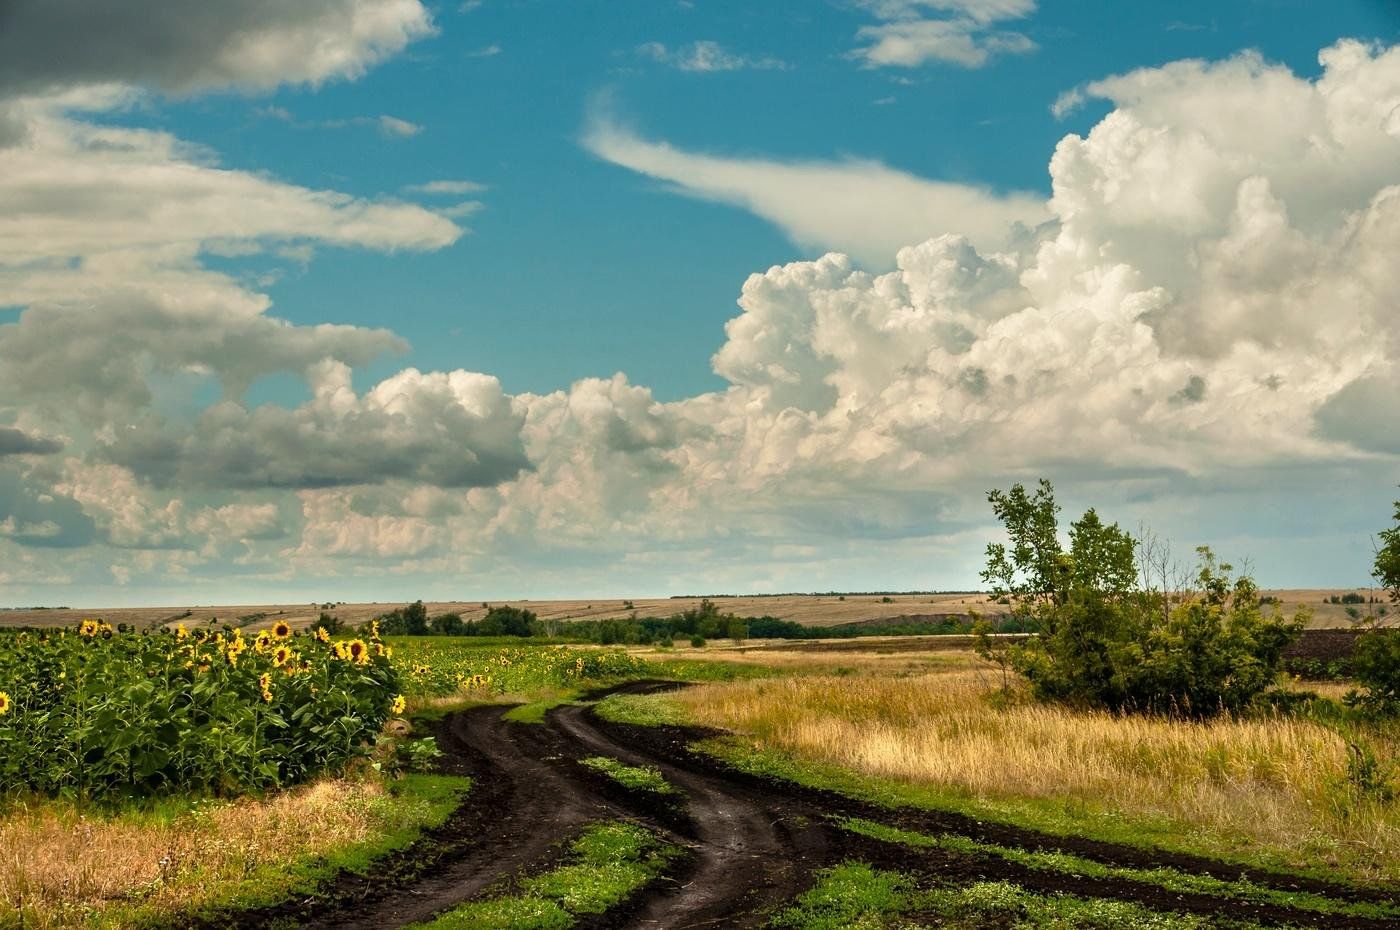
[191,681,1400,930]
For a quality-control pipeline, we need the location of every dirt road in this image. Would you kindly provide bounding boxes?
[205,682,1399,930]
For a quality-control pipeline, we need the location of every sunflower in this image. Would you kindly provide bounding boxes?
[271,620,292,640]
[0,691,10,715]
[314,627,331,643]
[346,639,370,665]
[175,623,189,640]
[258,673,271,691]
[78,619,111,638]
[391,694,406,715]
[272,646,294,667]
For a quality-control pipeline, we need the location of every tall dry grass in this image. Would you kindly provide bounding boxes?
[675,670,1400,881]
[1,778,394,930]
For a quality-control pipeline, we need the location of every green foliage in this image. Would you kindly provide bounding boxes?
[580,756,675,794]
[392,737,444,775]
[0,624,399,800]
[415,821,675,929]
[391,641,649,697]
[1346,628,1400,715]
[770,862,912,930]
[984,481,1303,716]
[310,611,344,635]
[1377,497,1400,603]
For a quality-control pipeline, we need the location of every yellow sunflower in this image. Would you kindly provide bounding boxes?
[0,691,10,715]
[314,627,331,643]
[271,620,292,639]
[272,646,294,667]
[346,639,370,666]
[391,694,406,715]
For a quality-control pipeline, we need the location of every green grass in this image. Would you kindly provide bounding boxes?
[768,863,1277,930]
[837,817,1400,921]
[592,692,691,727]
[579,756,676,795]
[410,821,677,930]
[502,691,582,724]
[770,862,913,929]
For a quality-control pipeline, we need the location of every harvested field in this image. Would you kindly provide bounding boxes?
[0,588,1388,631]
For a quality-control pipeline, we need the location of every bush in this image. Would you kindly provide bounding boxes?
[983,481,1303,717]
[690,635,706,648]
[1347,628,1400,715]
[0,624,399,800]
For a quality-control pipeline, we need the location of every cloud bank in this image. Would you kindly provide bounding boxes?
[3,32,1400,598]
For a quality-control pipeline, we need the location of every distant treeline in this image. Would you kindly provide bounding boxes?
[667,590,982,599]
[352,598,1027,645]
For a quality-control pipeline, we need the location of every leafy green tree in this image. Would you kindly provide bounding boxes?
[429,612,465,636]
[1347,496,1400,714]
[1377,497,1400,604]
[984,481,1302,716]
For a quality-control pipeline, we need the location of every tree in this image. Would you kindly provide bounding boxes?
[1376,496,1400,604]
[429,612,465,636]
[984,480,1303,716]
[1348,496,1400,714]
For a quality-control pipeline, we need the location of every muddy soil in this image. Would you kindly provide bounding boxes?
[199,681,1400,930]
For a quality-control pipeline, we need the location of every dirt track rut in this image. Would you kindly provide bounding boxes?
[206,681,1400,930]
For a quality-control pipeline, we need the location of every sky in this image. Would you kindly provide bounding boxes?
[2,0,1399,607]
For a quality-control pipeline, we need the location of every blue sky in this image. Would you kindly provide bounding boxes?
[163,0,1399,400]
[1,1,1399,605]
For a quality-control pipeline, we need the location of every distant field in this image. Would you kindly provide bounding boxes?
[0,588,1388,631]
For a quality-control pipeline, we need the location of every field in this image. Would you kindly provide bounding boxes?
[4,626,1397,930]
[0,587,1388,632]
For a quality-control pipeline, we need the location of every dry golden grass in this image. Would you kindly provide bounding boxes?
[674,668,1400,881]
[1,778,395,930]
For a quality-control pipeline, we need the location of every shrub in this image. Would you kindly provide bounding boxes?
[983,481,1303,716]
[690,634,706,648]
[1347,628,1400,715]
[0,624,399,800]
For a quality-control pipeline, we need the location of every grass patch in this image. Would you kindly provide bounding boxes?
[919,880,1264,929]
[579,757,675,795]
[769,863,1274,930]
[770,862,913,929]
[592,692,691,727]
[412,821,676,929]
[502,690,582,725]
[838,817,1400,920]
[2,774,470,930]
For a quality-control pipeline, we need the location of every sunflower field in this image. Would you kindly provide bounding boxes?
[390,641,649,697]
[0,621,401,800]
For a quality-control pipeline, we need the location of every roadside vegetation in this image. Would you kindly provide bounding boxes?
[770,861,1276,930]
[410,821,676,930]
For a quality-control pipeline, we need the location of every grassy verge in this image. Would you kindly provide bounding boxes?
[579,757,676,795]
[410,821,677,930]
[1,774,470,930]
[769,862,1276,930]
[623,668,1396,887]
[838,817,1400,920]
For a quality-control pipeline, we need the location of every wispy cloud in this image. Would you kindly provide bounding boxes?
[637,40,788,73]
[582,112,1046,265]
[465,44,502,58]
[851,0,1037,69]
[405,179,487,195]
[258,108,423,138]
